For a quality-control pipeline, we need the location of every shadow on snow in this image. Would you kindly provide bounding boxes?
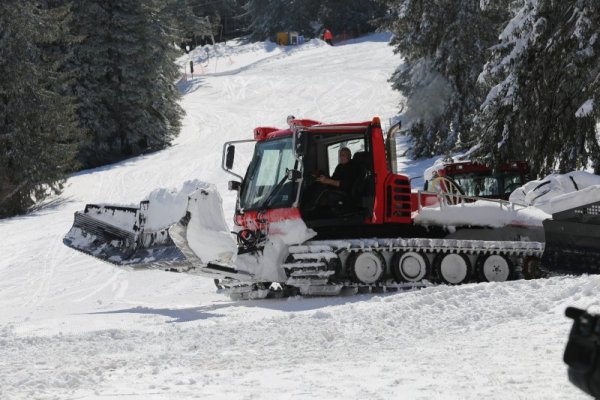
[89,304,229,323]
[89,289,413,324]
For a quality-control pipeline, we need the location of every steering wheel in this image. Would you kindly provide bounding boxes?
[428,176,465,205]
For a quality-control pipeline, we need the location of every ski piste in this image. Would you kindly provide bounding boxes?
[64,116,600,299]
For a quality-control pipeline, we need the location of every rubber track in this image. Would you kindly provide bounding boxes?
[283,238,545,294]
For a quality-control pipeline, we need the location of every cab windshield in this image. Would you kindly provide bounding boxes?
[240,138,297,210]
[452,172,524,198]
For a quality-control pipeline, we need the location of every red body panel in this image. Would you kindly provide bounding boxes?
[437,161,529,177]
[411,192,439,212]
[382,174,413,223]
[235,207,303,230]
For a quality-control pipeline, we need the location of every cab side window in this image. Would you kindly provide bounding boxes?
[327,138,365,176]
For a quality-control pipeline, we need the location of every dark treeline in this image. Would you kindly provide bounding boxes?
[1,1,79,218]
[1,0,193,218]
[244,0,386,40]
[382,0,600,177]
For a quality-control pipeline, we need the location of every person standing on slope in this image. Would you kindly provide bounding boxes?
[323,29,333,46]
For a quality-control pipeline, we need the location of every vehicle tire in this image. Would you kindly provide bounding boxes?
[392,251,430,283]
[477,254,512,282]
[435,253,471,284]
[349,251,385,284]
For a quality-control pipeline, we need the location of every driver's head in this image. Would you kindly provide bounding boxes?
[339,148,351,165]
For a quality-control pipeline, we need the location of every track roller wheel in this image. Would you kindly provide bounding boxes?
[477,254,512,282]
[349,251,386,284]
[435,253,471,284]
[392,251,430,282]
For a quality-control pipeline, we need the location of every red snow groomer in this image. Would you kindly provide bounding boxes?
[65,117,550,298]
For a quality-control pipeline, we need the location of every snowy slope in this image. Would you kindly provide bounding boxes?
[0,34,597,399]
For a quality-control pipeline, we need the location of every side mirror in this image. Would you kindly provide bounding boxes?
[228,180,241,191]
[225,145,235,170]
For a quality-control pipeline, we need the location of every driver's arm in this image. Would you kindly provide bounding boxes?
[316,175,340,188]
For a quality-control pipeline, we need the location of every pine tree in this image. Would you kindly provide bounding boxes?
[68,0,184,168]
[474,0,600,175]
[202,0,248,40]
[162,0,214,47]
[317,0,385,37]
[382,0,510,158]
[0,1,78,218]
[244,0,316,41]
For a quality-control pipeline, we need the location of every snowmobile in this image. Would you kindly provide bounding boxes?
[65,116,561,299]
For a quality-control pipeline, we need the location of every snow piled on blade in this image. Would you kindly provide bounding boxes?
[186,186,237,265]
[143,179,210,231]
[81,204,139,232]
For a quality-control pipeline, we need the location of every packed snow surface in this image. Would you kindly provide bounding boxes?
[0,34,597,399]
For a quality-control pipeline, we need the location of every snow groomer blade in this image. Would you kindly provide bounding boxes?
[63,202,187,268]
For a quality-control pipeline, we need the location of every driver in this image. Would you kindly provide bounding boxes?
[316,147,360,196]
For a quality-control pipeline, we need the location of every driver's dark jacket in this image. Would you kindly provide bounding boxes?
[332,160,360,195]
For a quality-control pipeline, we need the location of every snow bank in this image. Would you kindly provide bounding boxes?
[509,171,600,214]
